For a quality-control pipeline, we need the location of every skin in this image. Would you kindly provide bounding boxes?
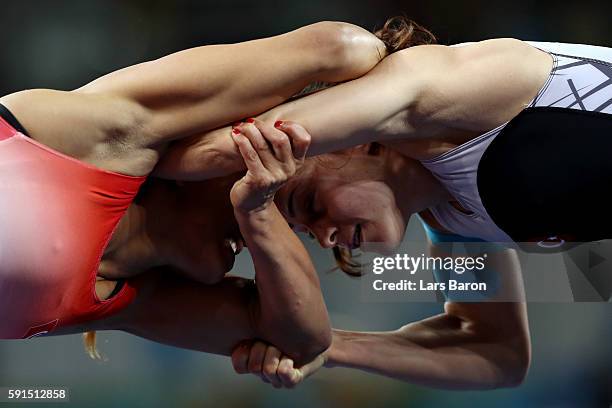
[54,121,332,365]
[0,20,386,286]
[0,21,385,176]
[155,38,553,179]
[232,132,531,390]
[3,28,547,387]
[78,37,549,388]
[0,22,386,361]
[151,39,553,388]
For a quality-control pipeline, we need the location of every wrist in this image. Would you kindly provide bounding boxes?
[233,202,280,228]
[324,329,349,368]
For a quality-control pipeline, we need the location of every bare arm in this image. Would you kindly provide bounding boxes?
[76,21,385,137]
[59,202,330,364]
[157,39,553,180]
[155,47,420,179]
[233,242,531,389]
[326,243,530,390]
[55,271,324,364]
[55,118,331,365]
[57,216,330,366]
[0,21,385,176]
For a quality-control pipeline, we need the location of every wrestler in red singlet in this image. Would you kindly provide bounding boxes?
[0,111,144,339]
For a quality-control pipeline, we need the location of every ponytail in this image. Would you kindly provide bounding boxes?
[374,16,437,54]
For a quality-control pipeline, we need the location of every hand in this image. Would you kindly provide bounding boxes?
[231,340,327,389]
[230,119,310,213]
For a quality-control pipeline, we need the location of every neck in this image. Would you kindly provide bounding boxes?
[104,203,146,255]
[384,149,452,218]
[104,182,173,267]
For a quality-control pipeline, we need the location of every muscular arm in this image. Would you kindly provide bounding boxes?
[326,245,531,389]
[0,21,385,175]
[157,39,552,180]
[57,197,330,365]
[155,46,422,179]
[60,246,329,366]
[77,21,385,136]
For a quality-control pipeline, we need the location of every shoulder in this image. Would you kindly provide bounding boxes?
[374,38,545,80]
[394,39,553,132]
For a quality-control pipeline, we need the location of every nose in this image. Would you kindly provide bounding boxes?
[310,223,338,249]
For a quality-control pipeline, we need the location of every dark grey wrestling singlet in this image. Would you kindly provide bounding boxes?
[420,41,612,243]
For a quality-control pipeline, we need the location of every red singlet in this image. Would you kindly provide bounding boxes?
[0,115,145,339]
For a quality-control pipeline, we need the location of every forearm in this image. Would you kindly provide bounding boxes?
[76,273,256,356]
[83,266,324,361]
[327,311,530,390]
[80,22,384,140]
[235,204,331,363]
[155,50,412,180]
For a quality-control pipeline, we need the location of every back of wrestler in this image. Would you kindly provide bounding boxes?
[0,21,386,338]
[0,113,143,338]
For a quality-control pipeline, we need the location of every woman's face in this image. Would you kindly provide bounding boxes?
[276,149,409,254]
[148,176,245,282]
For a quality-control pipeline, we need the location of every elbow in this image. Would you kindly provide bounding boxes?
[291,328,332,366]
[308,327,333,361]
[497,336,532,389]
[303,21,385,81]
[503,347,531,388]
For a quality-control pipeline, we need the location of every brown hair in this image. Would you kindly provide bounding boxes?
[83,331,102,360]
[292,16,436,100]
[332,16,435,277]
[83,16,436,358]
[374,15,437,54]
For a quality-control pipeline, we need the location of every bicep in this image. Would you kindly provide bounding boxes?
[426,239,529,341]
[154,49,420,179]
[257,49,426,156]
[420,214,528,332]
[53,270,259,356]
[423,39,554,132]
[78,22,382,138]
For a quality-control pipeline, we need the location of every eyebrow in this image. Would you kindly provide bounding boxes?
[288,188,296,218]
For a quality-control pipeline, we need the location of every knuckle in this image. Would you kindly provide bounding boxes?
[297,131,311,144]
[241,125,254,139]
[259,174,274,186]
[272,139,286,150]
[285,162,296,175]
[263,364,277,376]
[233,360,247,374]
[273,171,288,184]
[275,132,290,143]
[254,141,269,152]
[245,150,259,162]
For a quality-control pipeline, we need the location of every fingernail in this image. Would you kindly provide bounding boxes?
[246,118,255,123]
[232,128,241,135]
[274,120,283,128]
[232,122,242,127]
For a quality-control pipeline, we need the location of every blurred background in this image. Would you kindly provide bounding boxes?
[0,1,610,407]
